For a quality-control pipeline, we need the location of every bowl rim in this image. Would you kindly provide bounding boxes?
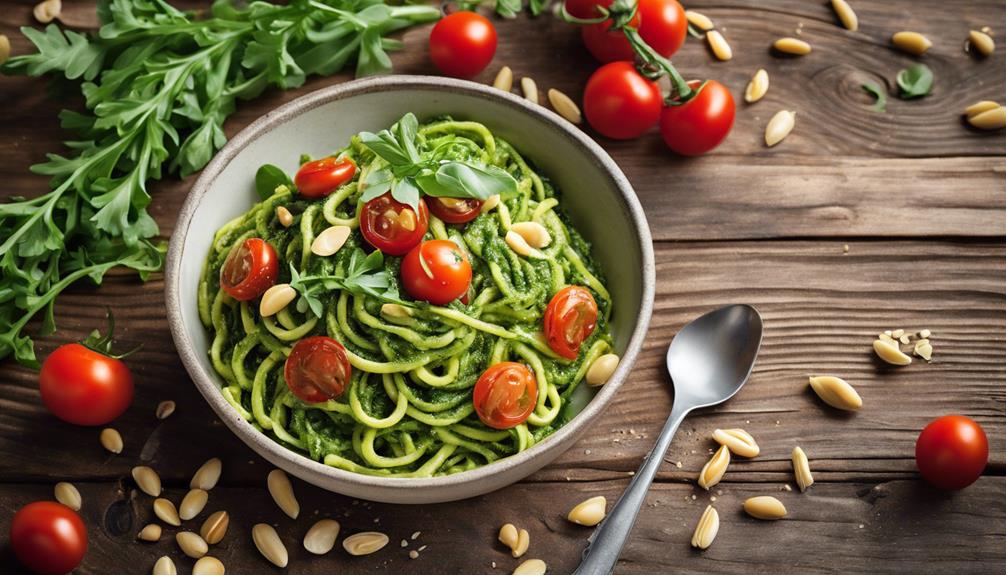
[165,74,655,493]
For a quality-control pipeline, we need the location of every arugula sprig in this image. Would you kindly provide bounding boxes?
[289,248,404,318]
[358,113,519,213]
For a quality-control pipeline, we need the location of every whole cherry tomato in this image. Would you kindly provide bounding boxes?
[915,415,988,490]
[39,343,133,426]
[401,240,473,305]
[659,80,736,156]
[11,501,87,575]
[284,336,353,403]
[427,196,483,224]
[429,11,497,78]
[583,62,662,140]
[578,0,688,63]
[359,193,429,256]
[220,238,279,301]
[294,157,357,199]
[473,362,538,429]
[544,286,598,359]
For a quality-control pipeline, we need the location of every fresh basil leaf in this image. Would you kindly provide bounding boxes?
[255,164,292,200]
[360,167,393,203]
[395,113,421,164]
[359,129,412,167]
[391,176,422,213]
[861,82,887,113]
[896,64,933,99]
[357,249,385,274]
[425,162,518,200]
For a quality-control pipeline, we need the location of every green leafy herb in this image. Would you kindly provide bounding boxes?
[896,64,934,99]
[861,82,888,113]
[289,248,404,317]
[0,0,438,367]
[256,164,294,201]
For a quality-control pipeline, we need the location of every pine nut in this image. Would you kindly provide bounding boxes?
[965,100,1000,118]
[180,489,209,521]
[259,284,297,317]
[55,482,81,511]
[152,556,176,575]
[743,496,787,520]
[493,66,514,92]
[311,225,351,257]
[968,106,1006,130]
[481,194,501,213]
[381,303,414,320]
[177,531,209,559]
[398,209,417,231]
[267,469,300,519]
[567,495,606,526]
[512,559,547,575]
[343,531,390,556]
[191,458,222,490]
[101,428,123,454]
[808,375,863,411]
[690,505,719,550]
[914,340,934,361]
[919,329,932,339]
[548,88,582,124]
[252,523,289,567]
[969,30,995,57]
[200,511,230,545]
[505,230,538,258]
[154,498,182,527]
[891,329,904,338]
[892,31,932,56]
[712,428,760,458]
[773,37,812,55]
[511,221,552,248]
[0,35,9,66]
[138,523,162,542]
[685,10,714,32]
[765,110,796,147]
[499,523,519,551]
[830,0,858,31]
[792,446,814,492]
[33,0,61,24]
[132,466,161,496]
[744,69,769,103]
[276,206,294,227]
[698,444,730,490]
[521,77,539,104]
[707,30,732,61]
[304,519,341,555]
[586,353,620,387]
[155,400,176,420]
[512,528,530,558]
[192,556,225,575]
[872,339,912,366]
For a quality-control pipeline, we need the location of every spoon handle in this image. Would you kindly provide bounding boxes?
[572,401,691,575]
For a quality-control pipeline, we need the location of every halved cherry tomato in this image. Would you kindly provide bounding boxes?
[294,157,357,199]
[583,61,662,140]
[544,286,598,359]
[284,336,352,403]
[915,415,988,491]
[659,80,735,156]
[220,238,279,301]
[427,196,483,224]
[39,343,133,426]
[429,11,497,79]
[473,362,538,429]
[574,0,688,63]
[11,501,87,575]
[401,240,472,305]
[359,193,429,256]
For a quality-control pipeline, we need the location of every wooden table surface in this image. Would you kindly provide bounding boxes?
[2,1,1004,573]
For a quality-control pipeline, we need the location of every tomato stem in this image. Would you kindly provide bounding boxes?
[81,309,142,360]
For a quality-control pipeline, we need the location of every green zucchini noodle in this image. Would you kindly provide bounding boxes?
[199,117,614,477]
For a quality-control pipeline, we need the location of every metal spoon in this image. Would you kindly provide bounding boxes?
[573,304,763,575]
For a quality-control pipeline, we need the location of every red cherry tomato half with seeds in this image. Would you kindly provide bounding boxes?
[473,362,538,429]
[39,343,134,426]
[429,11,497,79]
[427,196,483,224]
[294,157,357,199]
[583,61,662,140]
[359,193,429,256]
[220,238,279,301]
[401,240,473,305]
[578,0,687,63]
[284,336,353,403]
[544,286,598,359]
[11,501,87,575]
[915,415,988,491]
[659,80,735,156]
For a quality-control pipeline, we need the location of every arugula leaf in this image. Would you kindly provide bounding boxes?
[861,82,888,113]
[256,164,293,200]
[896,64,934,99]
[289,248,406,318]
[496,0,522,18]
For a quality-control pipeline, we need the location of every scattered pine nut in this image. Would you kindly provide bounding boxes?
[505,230,540,258]
[276,206,294,227]
[180,488,209,521]
[259,284,297,317]
[697,444,730,490]
[33,0,61,24]
[499,523,519,551]
[512,528,530,558]
[409,549,420,559]
[155,400,176,420]
[200,511,230,545]
[267,469,300,519]
[493,66,514,92]
[191,458,222,490]
[512,559,547,575]
[968,106,1006,130]
[192,556,225,575]
[1,35,11,65]
[176,531,209,559]
[567,495,606,526]
[914,339,934,361]
[511,221,552,248]
[965,101,999,118]
[101,428,124,454]
[830,0,858,31]
[481,194,501,213]
[892,31,932,56]
[132,466,162,496]
[585,353,620,387]
[919,329,932,339]
[706,30,732,61]
[521,77,539,104]
[547,88,582,124]
[311,225,351,257]
[304,519,340,555]
[744,69,769,103]
[685,10,714,32]
[743,496,787,520]
[343,532,390,556]
[873,339,913,365]
[154,498,182,527]
[969,30,995,57]
[138,524,162,542]
[808,375,863,411]
[792,446,814,492]
[381,303,414,320]
[712,428,760,458]
[690,505,719,550]
[252,523,289,567]
[765,110,796,147]
[152,556,177,575]
[54,482,81,511]
[773,37,812,55]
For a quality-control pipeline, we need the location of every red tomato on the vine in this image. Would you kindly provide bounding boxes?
[284,336,353,403]
[220,237,279,301]
[583,61,662,140]
[915,415,988,491]
[359,193,429,256]
[659,80,735,156]
[39,343,134,426]
[294,157,357,199]
[577,0,687,63]
[11,501,88,575]
[401,240,473,305]
[473,362,538,429]
[543,286,598,359]
[429,11,497,78]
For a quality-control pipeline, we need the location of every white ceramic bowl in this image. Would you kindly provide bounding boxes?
[166,75,654,504]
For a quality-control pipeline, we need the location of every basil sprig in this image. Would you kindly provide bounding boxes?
[358,113,518,213]
[289,249,404,318]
